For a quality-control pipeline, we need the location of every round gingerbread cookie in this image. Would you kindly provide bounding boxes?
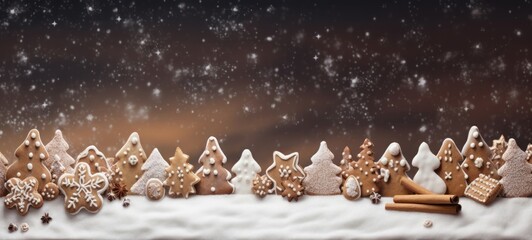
[42,182,60,200]
[146,178,165,201]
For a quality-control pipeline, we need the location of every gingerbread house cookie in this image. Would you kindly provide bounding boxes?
[498,139,532,197]
[77,145,111,174]
[303,141,342,195]
[435,138,468,196]
[376,142,412,196]
[164,147,200,198]
[111,132,147,193]
[195,137,234,195]
[266,151,305,194]
[461,126,500,183]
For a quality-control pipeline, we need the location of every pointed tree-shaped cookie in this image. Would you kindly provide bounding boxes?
[303,141,342,195]
[376,142,412,196]
[195,137,234,195]
[339,146,354,180]
[266,151,305,194]
[412,142,447,194]
[77,145,110,174]
[461,126,500,183]
[6,129,57,196]
[498,139,532,197]
[435,138,468,196]
[349,138,382,197]
[164,147,200,198]
[231,149,262,194]
[527,144,532,164]
[44,130,75,175]
[490,135,508,169]
[112,132,147,193]
[0,160,6,197]
[131,148,169,195]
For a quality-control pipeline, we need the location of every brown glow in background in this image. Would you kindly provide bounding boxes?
[0,1,530,173]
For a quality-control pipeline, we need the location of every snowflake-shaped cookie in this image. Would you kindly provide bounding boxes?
[58,162,109,214]
[4,176,44,216]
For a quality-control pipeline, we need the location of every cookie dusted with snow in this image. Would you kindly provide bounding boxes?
[164,147,200,198]
[58,162,109,214]
[412,142,447,194]
[342,175,361,200]
[195,137,234,195]
[526,144,532,164]
[435,138,468,196]
[303,141,342,195]
[4,176,44,216]
[231,149,261,194]
[146,178,165,200]
[339,146,354,180]
[490,135,508,169]
[460,126,500,183]
[498,139,532,197]
[348,138,381,197]
[6,129,58,199]
[0,157,6,197]
[76,145,111,175]
[376,142,412,196]
[44,130,75,177]
[266,151,305,194]
[111,132,147,193]
[131,148,169,196]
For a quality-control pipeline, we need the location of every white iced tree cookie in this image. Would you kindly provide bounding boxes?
[231,149,261,194]
[302,141,342,195]
[460,126,500,183]
[58,162,108,214]
[111,132,147,193]
[131,148,169,196]
[45,130,75,175]
[76,145,110,174]
[498,139,532,197]
[412,142,447,194]
[376,142,412,196]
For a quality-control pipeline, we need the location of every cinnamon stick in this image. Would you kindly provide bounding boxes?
[393,194,459,205]
[399,177,433,194]
[385,203,461,215]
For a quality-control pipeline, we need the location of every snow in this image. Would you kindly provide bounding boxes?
[1,195,531,239]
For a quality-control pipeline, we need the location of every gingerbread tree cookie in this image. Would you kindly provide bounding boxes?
[376,142,412,196]
[498,139,532,197]
[460,126,500,183]
[435,138,468,196]
[4,176,44,215]
[349,138,381,197]
[44,130,75,174]
[164,147,200,198]
[131,148,169,195]
[303,141,342,195]
[339,146,354,180]
[58,162,108,214]
[231,149,261,194]
[77,145,110,174]
[112,132,147,193]
[490,135,508,169]
[6,129,58,198]
[412,142,447,194]
[525,144,531,164]
[195,137,234,195]
[0,160,7,197]
[266,151,305,193]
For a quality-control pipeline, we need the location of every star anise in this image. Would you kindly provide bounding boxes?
[106,191,117,202]
[110,180,128,200]
[369,191,381,204]
[41,213,52,224]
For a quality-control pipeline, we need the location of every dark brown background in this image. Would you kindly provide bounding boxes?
[0,1,530,174]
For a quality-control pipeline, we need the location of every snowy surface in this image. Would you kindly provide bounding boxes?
[1,195,531,239]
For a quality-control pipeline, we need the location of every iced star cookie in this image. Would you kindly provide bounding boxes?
[461,126,500,183]
[4,176,44,216]
[111,132,147,193]
[164,147,200,198]
[435,138,468,196]
[303,141,342,195]
[266,151,305,194]
[58,162,108,214]
[195,137,234,195]
[498,139,532,197]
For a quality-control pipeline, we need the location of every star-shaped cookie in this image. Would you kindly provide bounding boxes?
[4,176,44,216]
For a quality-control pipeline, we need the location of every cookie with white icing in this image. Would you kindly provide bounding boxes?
[303,141,342,195]
[435,138,468,196]
[111,132,147,193]
[412,142,447,194]
[77,145,111,174]
[460,126,500,183]
[342,175,361,200]
[498,139,532,197]
[58,162,108,214]
[348,138,381,197]
[490,135,508,169]
[4,176,44,215]
[376,142,412,196]
[195,136,234,195]
[131,148,169,196]
[146,178,165,201]
[164,147,200,198]
[44,130,75,175]
[339,146,354,180]
[231,149,262,194]
[266,151,305,194]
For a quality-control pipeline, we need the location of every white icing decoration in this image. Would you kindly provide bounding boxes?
[128,155,139,166]
[210,187,216,192]
[203,168,211,175]
[4,178,42,212]
[131,137,138,145]
[24,140,30,146]
[478,142,484,147]
[29,152,34,158]
[39,153,45,160]
[35,141,41,147]
[209,157,215,165]
[470,143,475,148]
[27,163,33,170]
[213,169,218,176]
[41,173,46,179]
[473,131,479,138]
[380,168,390,182]
[474,157,483,168]
[58,163,108,213]
[31,132,37,139]
[388,142,401,156]
[90,155,95,161]
[345,177,361,198]
[444,172,452,180]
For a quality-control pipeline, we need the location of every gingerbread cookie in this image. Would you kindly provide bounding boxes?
[44,130,75,175]
[131,148,169,195]
[435,138,468,196]
[303,141,342,195]
[348,138,381,197]
[231,149,262,194]
[464,174,501,205]
[281,177,305,202]
[461,126,500,183]
[339,146,354,180]
[6,129,58,199]
[376,142,412,196]
[266,151,305,193]
[164,147,200,198]
[412,142,447,194]
[41,182,60,200]
[77,145,111,175]
[112,132,147,193]
[490,135,508,169]
[498,139,532,197]
[0,151,8,166]
[4,176,44,215]
[0,159,7,197]
[342,175,361,200]
[526,144,532,164]
[58,162,108,214]
[252,174,272,198]
[146,178,165,200]
[195,137,234,195]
